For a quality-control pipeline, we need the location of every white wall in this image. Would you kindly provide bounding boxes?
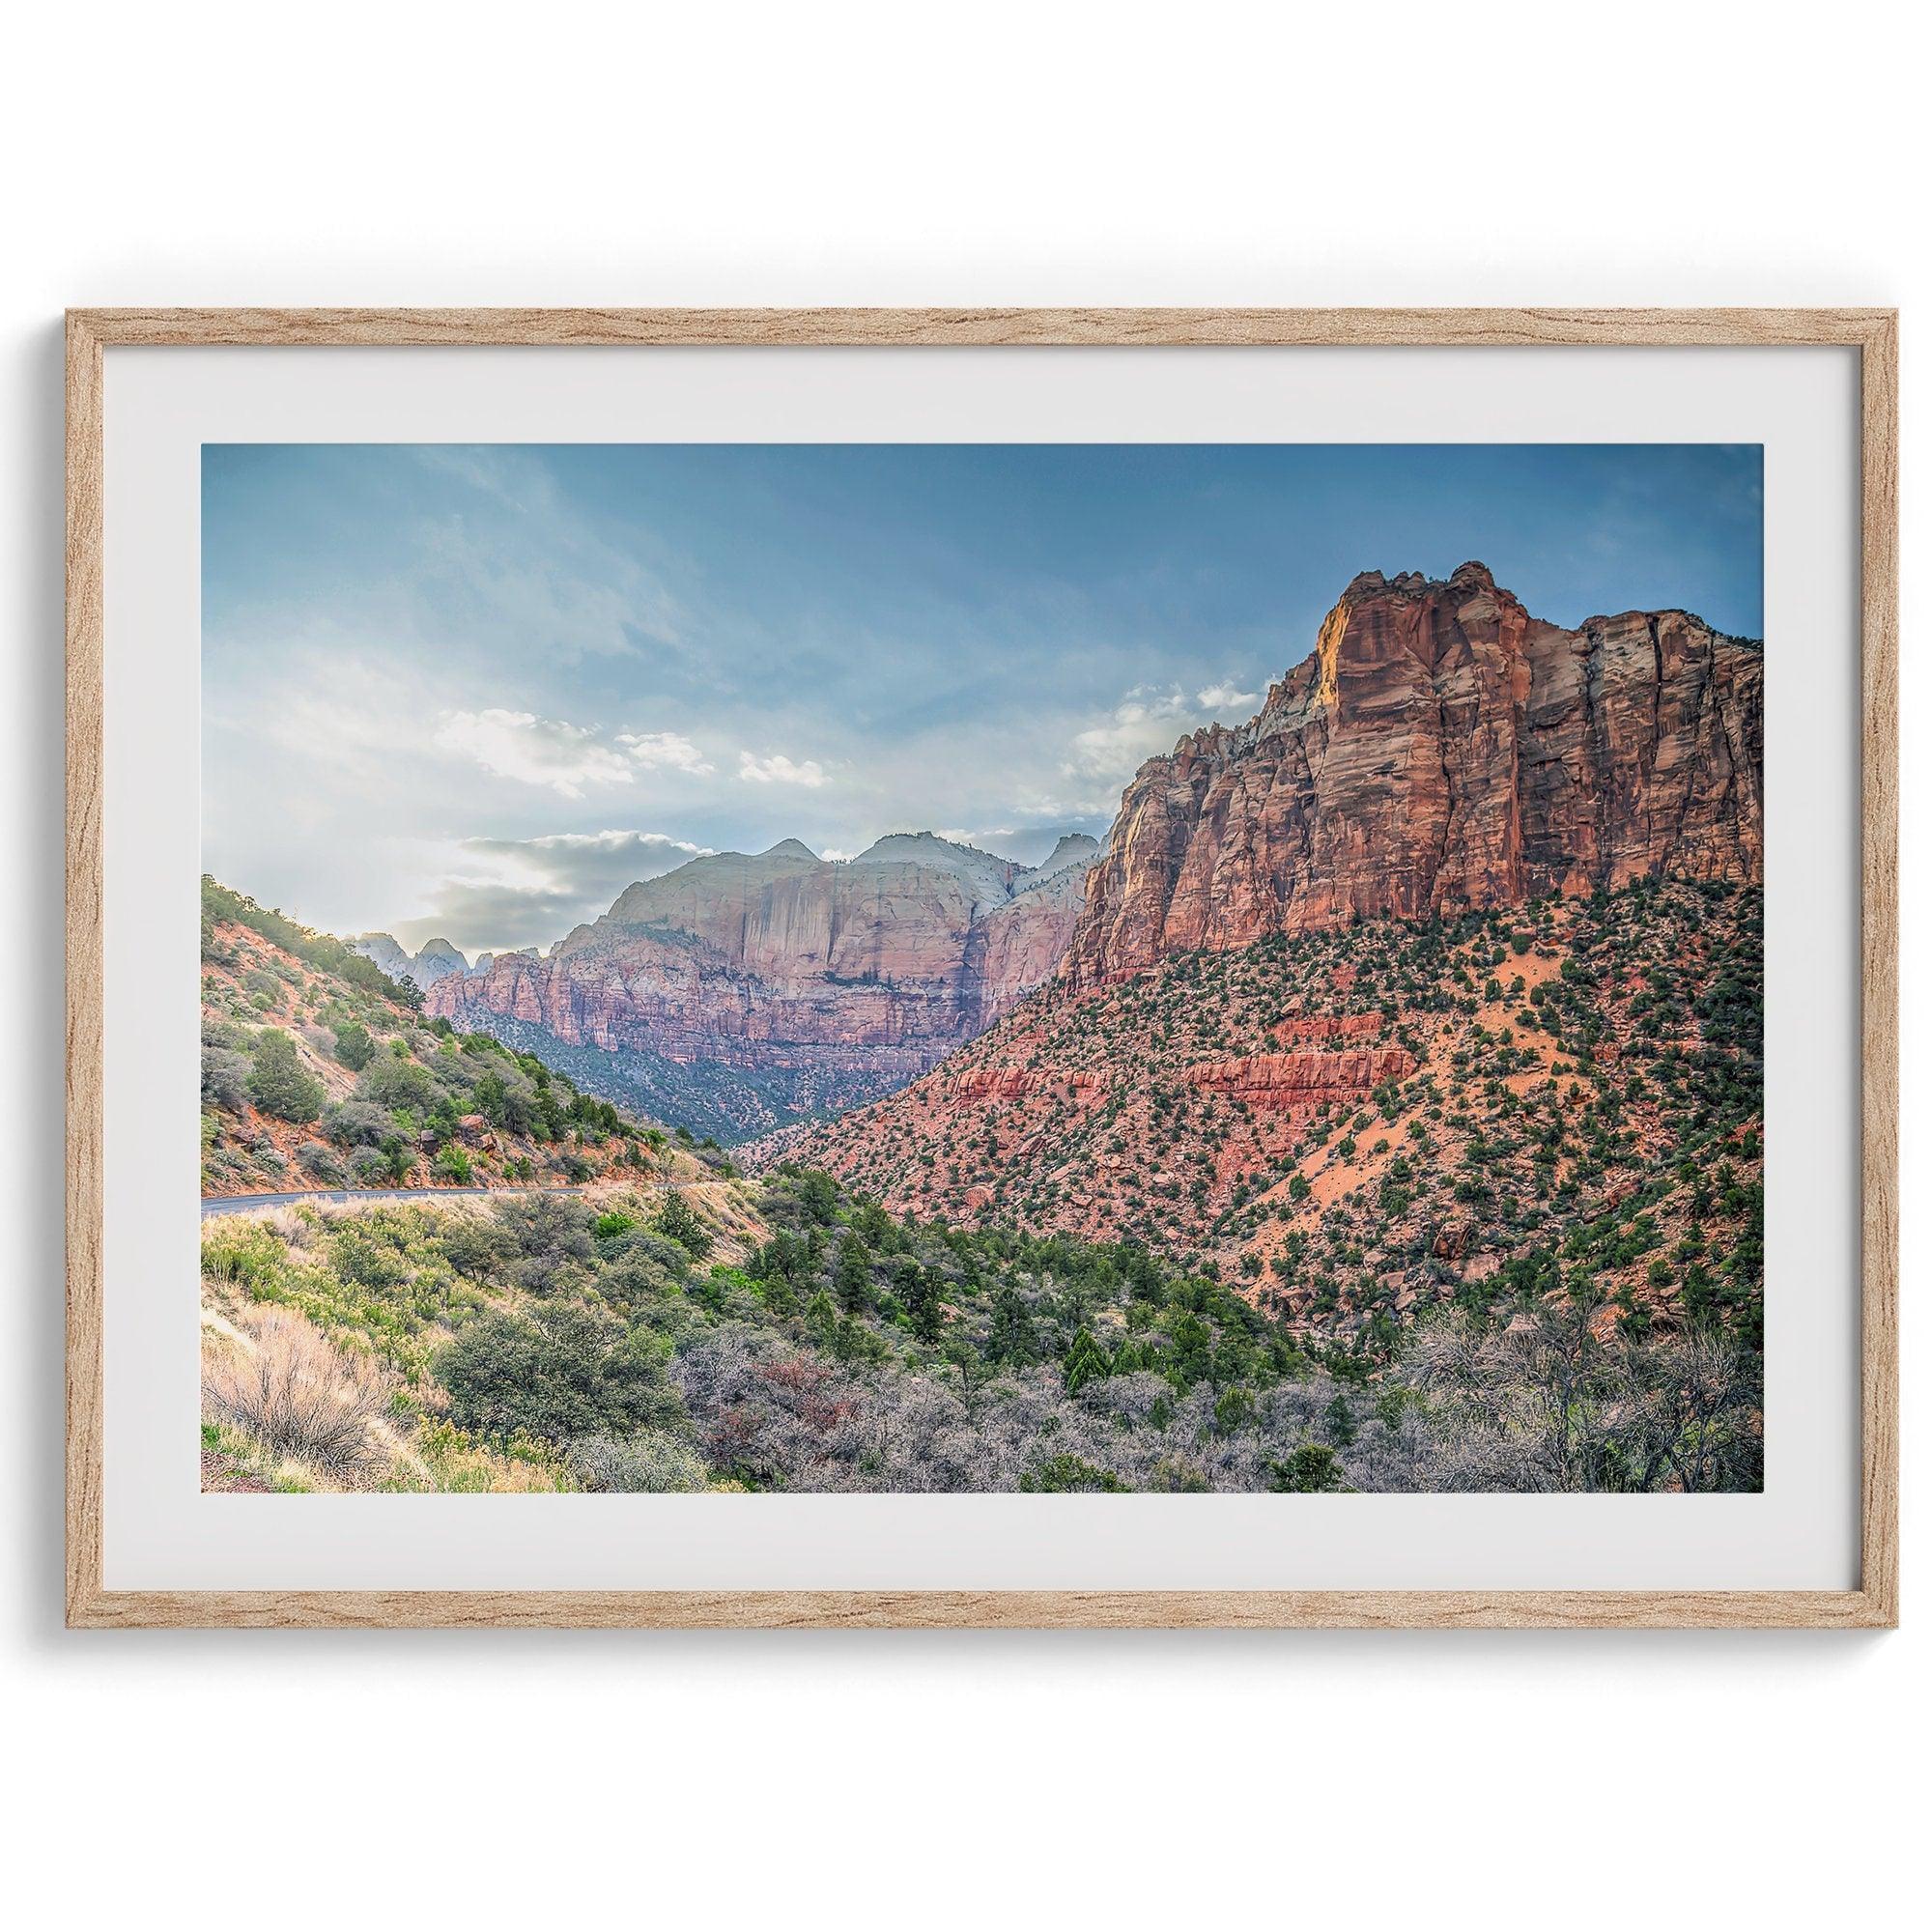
[3,5,1919,1924]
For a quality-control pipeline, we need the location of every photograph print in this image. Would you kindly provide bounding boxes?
[198,442,1765,1497]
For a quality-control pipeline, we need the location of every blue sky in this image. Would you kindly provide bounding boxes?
[203,442,1763,955]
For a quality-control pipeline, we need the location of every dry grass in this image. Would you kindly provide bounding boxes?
[201,1309,390,1481]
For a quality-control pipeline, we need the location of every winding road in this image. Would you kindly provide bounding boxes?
[199,1180,704,1220]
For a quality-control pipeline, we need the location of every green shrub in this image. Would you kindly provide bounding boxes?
[298,1141,348,1185]
[436,1305,686,1447]
[439,1214,511,1282]
[356,1056,438,1114]
[1018,1454,1127,1492]
[201,1222,284,1290]
[246,1031,324,1123]
[323,1101,394,1147]
[1267,1445,1347,1492]
[332,1021,376,1071]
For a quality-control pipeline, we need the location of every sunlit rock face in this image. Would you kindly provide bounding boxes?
[1065,562,1762,987]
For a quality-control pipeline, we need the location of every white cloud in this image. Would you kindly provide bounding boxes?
[1012,792,1122,820]
[1197,681,1261,712]
[1061,678,1261,791]
[1064,685,1192,781]
[738,750,828,788]
[617,729,715,776]
[437,708,637,798]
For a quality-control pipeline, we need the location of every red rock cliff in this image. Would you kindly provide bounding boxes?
[427,832,1098,1077]
[1065,562,1762,986]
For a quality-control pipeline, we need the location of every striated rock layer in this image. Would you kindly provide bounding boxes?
[1184,1046,1416,1113]
[1066,562,1763,987]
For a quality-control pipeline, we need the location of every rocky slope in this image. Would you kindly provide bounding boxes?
[781,877,1765,1353]
[1066,562,1762,987]
[425,832,1101,1141]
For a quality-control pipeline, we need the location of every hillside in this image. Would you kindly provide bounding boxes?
[196,554,1766,1495]
[422,831,1100,1141]
[201,1159,1759,1495]
[779,877,1764,1358]
[200,878,709,1198]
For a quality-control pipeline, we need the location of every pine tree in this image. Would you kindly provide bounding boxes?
[835,1233,873,1313]
[657,1191,714,1261]
[246,1030,324,1123]
[986,1286,1037,1366]
[1062,1327,1110,1395]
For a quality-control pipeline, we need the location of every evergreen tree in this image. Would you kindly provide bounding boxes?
[1267,1445,1347,1493]
[1062,1326,1110,1395]
[1322,1391,1358,1448]
[835,1233,873,1313]
[657,1191,714,1261]
[331,1021,375,1071]
[246,1030,324,1123]
[986,1285,1037,1366]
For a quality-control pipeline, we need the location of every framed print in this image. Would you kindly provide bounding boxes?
[65,308,1897,1628]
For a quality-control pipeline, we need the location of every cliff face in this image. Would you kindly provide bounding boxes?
[425,833,1099,1133]
[1065,562,1763,986]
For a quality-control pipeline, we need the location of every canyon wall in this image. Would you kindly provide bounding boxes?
[1065,561,1763,986]
[424,833,1099,1131]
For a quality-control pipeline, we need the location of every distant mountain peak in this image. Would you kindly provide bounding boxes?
[347,931,469,991]
[1036,831,1102,870]
[852,830,987,862]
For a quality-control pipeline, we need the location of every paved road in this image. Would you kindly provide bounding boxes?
[199,1181,700,1220]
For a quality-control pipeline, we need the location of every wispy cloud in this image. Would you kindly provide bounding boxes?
[1064,685,1191,782]
[463,827,712,874]
[738,750,828,788]
[436,709,639,798]
[617,729,715,776]
[393,826,714,953]
[412,447,686,660]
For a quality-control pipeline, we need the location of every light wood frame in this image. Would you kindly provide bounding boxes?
[65,308,1899,1630]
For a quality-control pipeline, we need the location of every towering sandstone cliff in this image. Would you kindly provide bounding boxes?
[425,832,1099,1136]
[1065,561,1763,987]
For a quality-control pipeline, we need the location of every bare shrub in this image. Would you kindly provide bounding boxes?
[202,1312,389,1479]
[1395,1304,1762,1492]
